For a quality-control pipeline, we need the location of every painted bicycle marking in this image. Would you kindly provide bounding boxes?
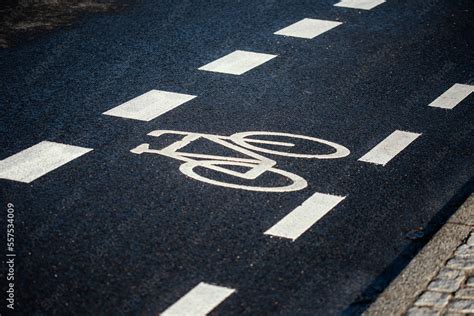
[131,130,350,192]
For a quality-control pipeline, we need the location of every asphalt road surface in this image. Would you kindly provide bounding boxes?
[0,0,473,315]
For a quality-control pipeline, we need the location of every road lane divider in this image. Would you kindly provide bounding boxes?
[428,83,474,110]
[103,90,196,122]
[358,130,421,166]
[264,192,346,241]
[0,141,92,183]
[334,0,386,10]
[161,282,235,316]
[274,18,342,39]
[198,50,277,75]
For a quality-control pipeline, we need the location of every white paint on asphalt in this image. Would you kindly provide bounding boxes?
[0,141,92,183]
[334,0,386,10]
[264,192,346,241]
[274,18,342,39]
[198,50,277,75]
[428,83,474,109]
[131,130,350,192]
[103,90,196,122]
[358,130,421,166]
[161,282,235,316]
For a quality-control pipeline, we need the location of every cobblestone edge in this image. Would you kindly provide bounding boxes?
[407,232,474,315]
[364,194,474,316]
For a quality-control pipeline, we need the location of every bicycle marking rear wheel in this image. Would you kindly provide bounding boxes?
[231,131,350,159]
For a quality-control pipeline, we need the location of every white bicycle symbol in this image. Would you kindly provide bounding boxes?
[131,130,350,192]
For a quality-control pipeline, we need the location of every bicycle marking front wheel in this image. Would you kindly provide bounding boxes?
[179,160,308,192]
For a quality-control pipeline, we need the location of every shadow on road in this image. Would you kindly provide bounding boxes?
[0,0,128,47]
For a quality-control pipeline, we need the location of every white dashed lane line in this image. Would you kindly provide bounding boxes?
[103,90,196,122]
[358,130,421,166]
[334,0,386,10]
[274,18,342,39]
[161,282,235,316]
[0,141,92,183]
[264,192,346,241]
[428,83,474,110]
[198,50,278,75]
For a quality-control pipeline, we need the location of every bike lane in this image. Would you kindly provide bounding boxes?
[0,0,473,314]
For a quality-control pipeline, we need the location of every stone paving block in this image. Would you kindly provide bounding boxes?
[466,276,474,287]
[447,299,474,313]
[427,277,464,293]
[406,307,440,316]
[454,287,474,299]
[446,257,474,271]
[414,291,451,309]
[437,268,465,280]
[455,244,474,257]
[467,233,474,247]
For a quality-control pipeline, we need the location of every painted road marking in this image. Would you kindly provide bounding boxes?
[334,0,386,10]
[428,83,474,109]
[198,50,277,75]
[274,18,342,39]
[161,282,235,316]
[103,90,196,122]
[0,141,92,183]
[264,193,346,241]
[131,130,350,192]
[358,130,421,166]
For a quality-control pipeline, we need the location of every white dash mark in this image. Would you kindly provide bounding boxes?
[274,18,342,39]
[428,83,474,109]
[358,130,421,166]
[103,90,196,122]
[161,282,235,316]
[0,141,92,183]
[334,0,386,10]
[198,50,277,75]
[264,193,345,241]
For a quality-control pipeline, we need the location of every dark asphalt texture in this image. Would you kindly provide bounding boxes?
[1,0,473,315]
